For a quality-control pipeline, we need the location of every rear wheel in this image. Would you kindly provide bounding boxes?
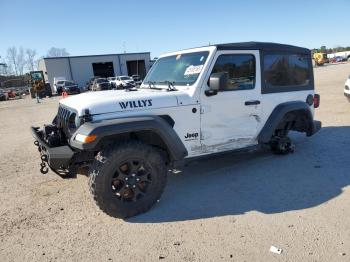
[270,120,295,154]
[89,141,167,218]
[270,135,294,154]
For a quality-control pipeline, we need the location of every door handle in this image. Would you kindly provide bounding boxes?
[245,100,260,106]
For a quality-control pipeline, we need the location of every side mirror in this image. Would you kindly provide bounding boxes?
[205,72,228,96]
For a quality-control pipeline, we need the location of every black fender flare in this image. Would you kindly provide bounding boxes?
[258,101,315,144]
[69,115,188,161]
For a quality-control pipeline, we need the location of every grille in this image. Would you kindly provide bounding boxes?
[57,105,76,138]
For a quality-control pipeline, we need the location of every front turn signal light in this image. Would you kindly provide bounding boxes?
[75,134,97,143]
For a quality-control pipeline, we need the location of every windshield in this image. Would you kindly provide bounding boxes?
[108,77,116,81]
[120,76,131,80]
[144,51,209,86]
[57,81,64,85]
[96,79,107,83]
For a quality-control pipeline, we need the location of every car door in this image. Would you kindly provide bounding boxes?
[199,50,262,153]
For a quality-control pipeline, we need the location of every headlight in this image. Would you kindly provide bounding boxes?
[75,134,97,143]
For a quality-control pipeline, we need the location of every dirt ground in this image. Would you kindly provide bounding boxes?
[0,63,349,262]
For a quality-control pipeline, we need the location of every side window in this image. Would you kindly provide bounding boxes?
[264,53,310,87]
[211,54,256,91]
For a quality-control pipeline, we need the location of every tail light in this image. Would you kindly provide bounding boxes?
[314,94,320,108]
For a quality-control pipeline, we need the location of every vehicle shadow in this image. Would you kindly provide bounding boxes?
[128,126,350,223]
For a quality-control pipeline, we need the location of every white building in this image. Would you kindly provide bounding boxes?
[38,52,151,92]
[327,51,350,60]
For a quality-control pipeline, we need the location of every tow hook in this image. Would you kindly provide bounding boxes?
[34,140,49,174]
[40,160,49,174]
[34,140,41,152]
[40,153,49,174]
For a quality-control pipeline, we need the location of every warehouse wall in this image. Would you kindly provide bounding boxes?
[69,55,121,88]
[40,52,151,93]
[118,53,151,76]
[42,58,71,93]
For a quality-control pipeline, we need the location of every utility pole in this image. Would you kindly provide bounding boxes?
[122,42,126,53]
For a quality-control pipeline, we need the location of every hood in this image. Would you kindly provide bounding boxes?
[59,89,189,116]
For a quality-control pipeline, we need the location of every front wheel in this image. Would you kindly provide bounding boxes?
[89,141,167,218]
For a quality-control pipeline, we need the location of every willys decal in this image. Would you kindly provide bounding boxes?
[119,99,153,109]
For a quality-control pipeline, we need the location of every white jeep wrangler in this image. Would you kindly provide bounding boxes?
[32,42,321,218]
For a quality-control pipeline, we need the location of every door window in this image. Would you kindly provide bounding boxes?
[264,54,310,87]
[211,54,256,91]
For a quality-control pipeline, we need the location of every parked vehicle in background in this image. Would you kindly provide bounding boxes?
[344,75,350,102]
[92,78,111,91]
[55,81,65,95]
[58,80,80,95]
[115,76,136,88]
[86,76,101,91]
[330,56,347,63]
[313,52,328,66]
[0,89,8,101]
[131,75,142,85]
[327,51,350,62]
[7,89,17,99]
[29,71,51,98]
[53,77,66,93]
[336,56,346,62]
[31,42,321,218]
[107,77,117,88]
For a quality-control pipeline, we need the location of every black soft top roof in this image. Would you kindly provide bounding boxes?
[216,42,310,54]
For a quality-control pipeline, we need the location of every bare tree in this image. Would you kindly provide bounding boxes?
[17,47,25,75]
[25,48,37,71]
[46,47,70,57]
[6,46,26,75]
[7,47,18,75]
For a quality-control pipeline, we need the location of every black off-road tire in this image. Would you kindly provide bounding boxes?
[270,136,294,155]
[89,140,167,218]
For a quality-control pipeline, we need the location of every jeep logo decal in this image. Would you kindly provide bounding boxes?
[119,99,153,109]
[184,132,199,141]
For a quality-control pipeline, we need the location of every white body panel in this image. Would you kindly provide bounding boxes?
[198,50,261,154]
[59,45,315,158]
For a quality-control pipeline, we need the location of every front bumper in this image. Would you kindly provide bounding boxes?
[65,88,80,94]
[31,126,75,172]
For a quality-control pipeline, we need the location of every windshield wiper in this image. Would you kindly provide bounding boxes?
[155,80,177,91]
[147,81,163,90]
[165,81,177,91]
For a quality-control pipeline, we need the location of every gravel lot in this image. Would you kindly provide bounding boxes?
[0,63,349,262]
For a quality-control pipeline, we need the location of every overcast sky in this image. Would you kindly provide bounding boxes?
[1,0,349,59]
